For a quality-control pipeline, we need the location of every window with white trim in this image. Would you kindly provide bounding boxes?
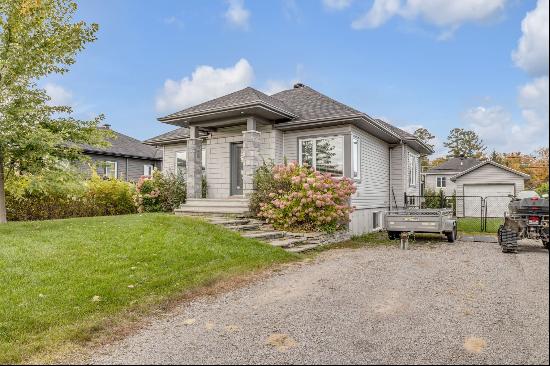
[408,153,418,187]
[436,176,446,188]
[298,136,344,176]
[144,164,154,177]
[104,161,117,179]
[352,136,360,180]
[176,151,186,177]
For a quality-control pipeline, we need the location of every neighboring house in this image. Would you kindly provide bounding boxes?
[423,157,480,196]
[451,160,530,217]
[146,84,433,234]
[81,124,162,181]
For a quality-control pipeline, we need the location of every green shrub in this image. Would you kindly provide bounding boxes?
[86,174,137,216]
[135,170,186,212]
[251,161,356,232]
[5,170,137,221]
[423,188,445,208]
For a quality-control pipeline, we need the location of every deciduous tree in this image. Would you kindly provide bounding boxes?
[0,0,106,223]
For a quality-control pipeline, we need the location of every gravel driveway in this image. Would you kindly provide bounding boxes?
[89,240,549,365]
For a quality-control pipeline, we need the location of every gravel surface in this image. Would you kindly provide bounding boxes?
[89,240,549,365]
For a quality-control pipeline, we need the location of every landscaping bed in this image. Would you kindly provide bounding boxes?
[0,213,295,364]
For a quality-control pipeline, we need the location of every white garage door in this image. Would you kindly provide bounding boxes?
[464,184,515,217]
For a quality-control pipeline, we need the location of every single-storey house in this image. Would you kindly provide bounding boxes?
[146,83,433,234]
[81,124,162,181]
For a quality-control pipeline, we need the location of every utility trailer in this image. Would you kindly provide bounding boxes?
[385,208,457,242]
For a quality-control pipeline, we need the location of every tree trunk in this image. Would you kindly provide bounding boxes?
[0,152,7,223]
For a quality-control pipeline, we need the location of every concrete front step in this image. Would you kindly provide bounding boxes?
[175,206,250,215]
[185,198,249,207]
[241,231,285,240]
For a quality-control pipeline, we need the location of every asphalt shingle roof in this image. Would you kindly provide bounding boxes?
[270,85,364,121]
[144,127,190,145]
[374,119,416,140]
[427,157,480,173]
[159,87,297,121]
[81,128,162,160]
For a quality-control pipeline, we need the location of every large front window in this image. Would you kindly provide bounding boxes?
[299,136,344,176]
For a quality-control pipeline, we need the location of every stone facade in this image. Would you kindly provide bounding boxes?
[186,137,203,199]
[242,130,261,197]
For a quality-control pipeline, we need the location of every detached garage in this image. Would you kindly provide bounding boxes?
[452,161,530,218]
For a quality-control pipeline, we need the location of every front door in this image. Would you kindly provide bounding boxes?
[230,143,243,196]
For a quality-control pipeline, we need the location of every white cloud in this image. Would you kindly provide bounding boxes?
[512,0,549,76]
[352,0,401,29]
[224,0,250,29]
[156,58,254,113]
[323,0,353,10]
[352,0,505,34]
[464,78,549,154]
[44,83,73,106]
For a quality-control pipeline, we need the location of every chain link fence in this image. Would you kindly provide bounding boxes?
[404,193,512,232]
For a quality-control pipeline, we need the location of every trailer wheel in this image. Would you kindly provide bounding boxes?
[388,231,400,240]
[446,225,457,243]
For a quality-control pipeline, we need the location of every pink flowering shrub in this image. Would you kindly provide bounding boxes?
[251,162,356,232]
[134,170,186,212]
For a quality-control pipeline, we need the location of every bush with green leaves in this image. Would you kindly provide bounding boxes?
[5,170,136,221]
[423,188,446,208]
[135,170,186,212]
[251,161,356,232]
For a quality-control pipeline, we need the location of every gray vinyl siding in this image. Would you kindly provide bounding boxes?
[405,146,421,197]
[281,125,352,162]
[350,125,390,210]
[84,153,160,181]
[389,144,404,208]
[389,144,422,208]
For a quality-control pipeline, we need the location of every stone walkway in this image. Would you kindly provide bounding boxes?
[202,216,350,253]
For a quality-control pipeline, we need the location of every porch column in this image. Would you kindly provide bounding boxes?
[186,126,202,199]
[242,117,261,197]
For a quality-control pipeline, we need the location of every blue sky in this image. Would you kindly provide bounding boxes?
[44,0,549,156]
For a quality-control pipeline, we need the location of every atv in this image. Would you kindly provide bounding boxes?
[498,191,549,253]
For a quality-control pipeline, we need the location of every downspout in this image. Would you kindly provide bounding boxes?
[125,158,129,181]
[388,145,392,209]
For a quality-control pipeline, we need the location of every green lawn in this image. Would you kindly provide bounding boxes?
[457,217,503,233]
[0,214,295,364]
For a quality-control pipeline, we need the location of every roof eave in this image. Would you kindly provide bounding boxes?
[157,101,298,124]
